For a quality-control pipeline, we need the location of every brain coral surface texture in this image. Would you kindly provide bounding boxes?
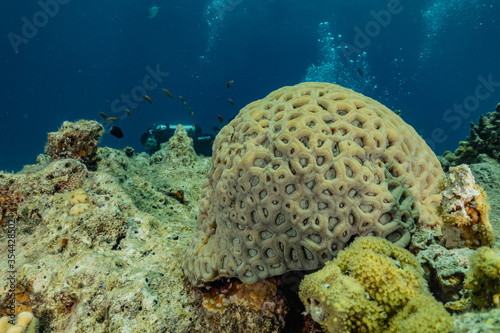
[183,82,444,286]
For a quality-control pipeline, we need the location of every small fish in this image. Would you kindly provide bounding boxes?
[148,5,161,19]
[100,112,107,120]
[227,80,234,89]
[218,115,224,124]
[163,89,173,98]
[143,95,153,104]
[179,96,187,104]
[188,107,194,116]
[106,116,119,122]
[126,109,132,117]
[110,126,124,138]
[357,67,364,76]
[228,98,234,106]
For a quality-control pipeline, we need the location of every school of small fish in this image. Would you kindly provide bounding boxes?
[100,79,237,138]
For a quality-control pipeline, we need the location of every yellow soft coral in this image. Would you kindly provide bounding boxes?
[299,237,452,333]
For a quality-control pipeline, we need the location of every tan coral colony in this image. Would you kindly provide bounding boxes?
[183,82,445,286]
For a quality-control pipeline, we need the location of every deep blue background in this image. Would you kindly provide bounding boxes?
[1,0,499,172]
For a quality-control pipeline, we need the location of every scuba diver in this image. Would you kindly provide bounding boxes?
[140,124,214,156]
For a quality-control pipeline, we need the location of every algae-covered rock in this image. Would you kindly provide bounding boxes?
[0,157,195,331]
[44,120,104,170]
[0,122,288,333]
[452,308,500,332]
[417,244,474,311]
[464,246,500,309]
[439,165,494,249]
[163,124,198,168]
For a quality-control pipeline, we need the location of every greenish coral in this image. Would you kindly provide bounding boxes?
[464,246,500,309]
[442,103,500,167]
[299,237,453,333]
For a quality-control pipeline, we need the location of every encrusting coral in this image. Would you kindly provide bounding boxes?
[298,237,453,333]
[68,188,90,216]
[439,164,494,249]
[68,188,88,205]
[183,82,445,286]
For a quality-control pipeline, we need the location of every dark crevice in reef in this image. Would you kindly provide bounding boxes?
[111,235,126,250]
[278,271,316,332]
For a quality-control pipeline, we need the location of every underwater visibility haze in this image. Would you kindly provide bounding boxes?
[0,0,499,171]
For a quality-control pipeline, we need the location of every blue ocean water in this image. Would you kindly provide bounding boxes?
[1,0,498,172]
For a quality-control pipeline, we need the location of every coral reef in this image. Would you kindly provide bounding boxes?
[184,82,445,286]
[439,164,494,249]
[0,128,288,332]
[191,278,287,332]
[464,246,500,309]
[44,120,104,170]
[3,114,500,331]
[298,237,452,333]
[416,244,474,311]
[442,103,500,167]
[0,159,88,231]
[0,311,38,333]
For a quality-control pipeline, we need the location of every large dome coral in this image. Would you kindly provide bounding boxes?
[183,82,444,286]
